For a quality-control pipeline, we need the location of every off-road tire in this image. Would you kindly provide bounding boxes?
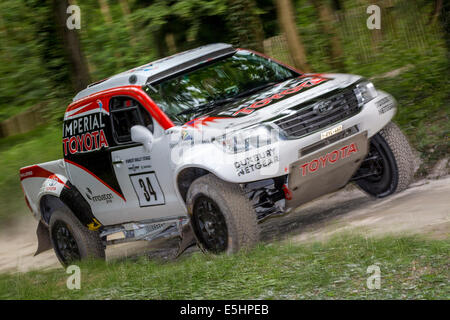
[49,207,105,266]
[356,122,415,197]
[186,174,259,254]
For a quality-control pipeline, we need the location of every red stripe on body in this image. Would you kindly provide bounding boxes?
[66,86,174,130]
[19,165,69,188]
[20,165,54,181]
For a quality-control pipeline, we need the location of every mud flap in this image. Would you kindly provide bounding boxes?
[34,221,52,256]
[176,222,197,258]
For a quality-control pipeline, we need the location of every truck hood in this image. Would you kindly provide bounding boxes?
[172,73,362,139]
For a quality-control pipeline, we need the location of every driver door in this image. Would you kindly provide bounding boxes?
[107,96,185,225]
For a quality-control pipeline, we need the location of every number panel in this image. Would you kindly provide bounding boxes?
[129,172,165,207]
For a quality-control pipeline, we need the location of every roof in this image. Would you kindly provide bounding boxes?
[73,43,236,102]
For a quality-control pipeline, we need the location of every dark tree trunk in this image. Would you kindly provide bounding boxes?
[331,0,343,11]
[275,0,311,72]
[226,0,265,52]
[429,0,443,25]
[53,0,90,92]
[311,0,346,72]
[439,0,450,62]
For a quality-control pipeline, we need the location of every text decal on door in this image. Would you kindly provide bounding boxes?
[129,172,165,207]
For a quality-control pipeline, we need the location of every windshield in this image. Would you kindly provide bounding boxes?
[143,50,299,124]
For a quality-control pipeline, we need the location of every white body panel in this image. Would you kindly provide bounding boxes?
[20,159,69,220]
[171,90,396,185]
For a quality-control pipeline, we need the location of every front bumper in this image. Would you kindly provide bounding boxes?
[285,130,369,210]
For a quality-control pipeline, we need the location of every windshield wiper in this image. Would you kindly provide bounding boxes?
[177,97,237,116]
[231,82,277,99]
[176,77,295,117]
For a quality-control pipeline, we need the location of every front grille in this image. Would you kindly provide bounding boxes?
[274,87,360,138]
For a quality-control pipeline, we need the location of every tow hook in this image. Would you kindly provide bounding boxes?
[282,184,293,200]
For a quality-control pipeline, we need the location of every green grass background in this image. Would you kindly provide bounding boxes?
[0,235,447,300]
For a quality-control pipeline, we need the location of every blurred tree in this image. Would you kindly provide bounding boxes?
[53,0,91,92]
[429,0,443,25]
[437,0,450,62]
[310,0,346,72]
[118,0,137,46]
[275,0,311,72]
[98,0,113,25]
[331,0,342,11]
[225,0,265,52]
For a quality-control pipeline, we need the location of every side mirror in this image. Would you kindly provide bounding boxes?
[131,125,153,153]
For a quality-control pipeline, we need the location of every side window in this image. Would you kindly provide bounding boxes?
[110,97,154,144]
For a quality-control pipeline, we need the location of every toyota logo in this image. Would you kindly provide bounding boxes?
[313,100,334,115]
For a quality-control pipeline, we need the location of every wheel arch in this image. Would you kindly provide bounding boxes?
[175,166,211,203]
[39,181,101,230]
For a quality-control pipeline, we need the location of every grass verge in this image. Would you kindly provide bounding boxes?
[0,235,448,299]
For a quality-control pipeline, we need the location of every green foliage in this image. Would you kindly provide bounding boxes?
[0,0,71,121]
[0,125,61,222]
[0,235,448,299]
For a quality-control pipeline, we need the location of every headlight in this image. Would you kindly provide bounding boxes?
[213,125,278,153]
[355,81,377,106]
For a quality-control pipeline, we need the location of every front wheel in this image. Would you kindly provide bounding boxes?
[49,208,105,266]
[186,174,259,254]
[355,122,415,197]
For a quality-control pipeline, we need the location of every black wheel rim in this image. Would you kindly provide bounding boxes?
[361,141,387,183]
[354,134,397,197]
[52,221,80,263]
[193,196,228,253]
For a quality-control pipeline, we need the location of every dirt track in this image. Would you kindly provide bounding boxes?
[0,176,449,274]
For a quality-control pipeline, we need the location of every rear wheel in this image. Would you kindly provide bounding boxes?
[355,122,414,197]
[49,208,105,266]
[186,174,259,254]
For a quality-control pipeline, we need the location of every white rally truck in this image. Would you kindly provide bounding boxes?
[20,44,415,265]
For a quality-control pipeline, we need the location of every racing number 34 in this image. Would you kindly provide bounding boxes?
[130,172,165,207]
[139,177,157,202]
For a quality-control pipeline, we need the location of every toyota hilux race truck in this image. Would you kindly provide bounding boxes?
[20,43,415,265]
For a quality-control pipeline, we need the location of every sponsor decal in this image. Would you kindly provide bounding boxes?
[232,76,328,116]
[184,116,227,129]
[300,143,358,176]
[42,175,68,192]
[125,155,152,173]
[376,97,394,114]
[97,99,103,111]
[20,170,33,180]
[62,112,108,156]
[48,176,58,187]
[234,148,279,176]
[85,187,113,204]
[181,130,193,141]
[44,175,59,191]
